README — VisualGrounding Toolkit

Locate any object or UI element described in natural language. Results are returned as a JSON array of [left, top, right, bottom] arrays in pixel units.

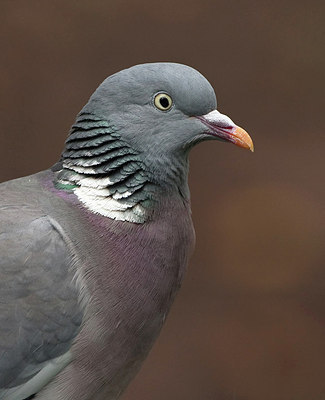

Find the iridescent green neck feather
[[55, 112, 156, 223]]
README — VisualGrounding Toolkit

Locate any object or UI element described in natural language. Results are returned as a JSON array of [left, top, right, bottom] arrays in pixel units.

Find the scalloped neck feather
[[55, 112, 156, 223]]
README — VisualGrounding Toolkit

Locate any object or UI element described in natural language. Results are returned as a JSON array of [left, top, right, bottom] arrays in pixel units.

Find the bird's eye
[[154, 93, 173, 111]]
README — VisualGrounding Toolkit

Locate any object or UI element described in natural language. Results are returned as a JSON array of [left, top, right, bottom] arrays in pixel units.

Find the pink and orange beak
[[197, 110, 254, 152]]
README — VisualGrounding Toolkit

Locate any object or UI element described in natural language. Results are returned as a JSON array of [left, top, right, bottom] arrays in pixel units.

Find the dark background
[[0, 1, 324, 399]]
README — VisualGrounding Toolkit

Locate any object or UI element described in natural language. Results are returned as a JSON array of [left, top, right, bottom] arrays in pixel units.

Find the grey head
[[56, 63, 253, 223]]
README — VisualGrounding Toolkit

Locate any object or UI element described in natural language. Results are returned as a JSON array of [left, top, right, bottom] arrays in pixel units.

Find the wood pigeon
[[0, 63, 253, 400]]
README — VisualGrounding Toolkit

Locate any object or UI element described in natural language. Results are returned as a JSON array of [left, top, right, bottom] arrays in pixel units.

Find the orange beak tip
[[233, 126, 254, 153]]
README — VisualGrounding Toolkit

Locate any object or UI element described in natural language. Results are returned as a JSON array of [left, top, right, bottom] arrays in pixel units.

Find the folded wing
[[0, 209, 84, 400]]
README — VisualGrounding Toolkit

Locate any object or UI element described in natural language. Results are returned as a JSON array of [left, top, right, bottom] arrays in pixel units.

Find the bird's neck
[[53, 112, 190, 223]]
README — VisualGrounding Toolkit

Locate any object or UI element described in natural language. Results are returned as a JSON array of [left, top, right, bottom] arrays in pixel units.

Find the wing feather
[[0, 209, 83, 397]]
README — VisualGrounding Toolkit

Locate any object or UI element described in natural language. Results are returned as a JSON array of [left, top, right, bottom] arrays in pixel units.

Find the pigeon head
[[57, 63, 253, 223], [83, 62, 253, 157]]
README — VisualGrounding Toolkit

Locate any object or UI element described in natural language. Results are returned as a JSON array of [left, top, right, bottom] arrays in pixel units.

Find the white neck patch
[[73, 178, 150, 223]]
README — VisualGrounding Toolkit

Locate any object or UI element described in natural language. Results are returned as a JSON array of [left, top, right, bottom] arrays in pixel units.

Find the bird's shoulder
[[0, 181, 84, 398]]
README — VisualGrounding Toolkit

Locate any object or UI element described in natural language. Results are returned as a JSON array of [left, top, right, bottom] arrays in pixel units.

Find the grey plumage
[[0, 63, 253, 399], [0, 180, 83, 399]]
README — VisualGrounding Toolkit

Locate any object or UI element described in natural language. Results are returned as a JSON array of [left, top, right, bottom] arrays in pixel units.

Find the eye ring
[[154, 93, 173, 111]]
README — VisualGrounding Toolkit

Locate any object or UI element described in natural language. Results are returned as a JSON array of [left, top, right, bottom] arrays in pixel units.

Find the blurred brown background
[[0, 1, 324, 399]]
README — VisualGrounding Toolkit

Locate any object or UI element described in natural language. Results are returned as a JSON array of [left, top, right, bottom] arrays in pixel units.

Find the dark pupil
[[159, 96, 170, 109]]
